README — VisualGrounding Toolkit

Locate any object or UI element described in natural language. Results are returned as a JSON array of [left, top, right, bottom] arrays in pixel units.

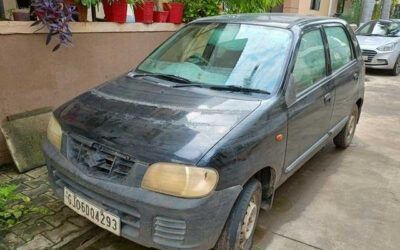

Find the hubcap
[[239, 197, 258, 249]]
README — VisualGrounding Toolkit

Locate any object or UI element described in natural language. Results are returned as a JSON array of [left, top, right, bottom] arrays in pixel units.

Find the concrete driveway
[[73, 72, 400, 250]]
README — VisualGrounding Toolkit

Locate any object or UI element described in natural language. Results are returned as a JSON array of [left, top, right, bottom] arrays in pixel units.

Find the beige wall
[[283, 0, 300, 13], [284, 0, 339, 16], [0, 23, 178, 165]]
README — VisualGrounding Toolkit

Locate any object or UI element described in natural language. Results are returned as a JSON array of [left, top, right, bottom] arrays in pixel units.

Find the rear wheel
[[390, 55, 400, 76], [215, 179, 262, 250], [333, 104, 359, 148]]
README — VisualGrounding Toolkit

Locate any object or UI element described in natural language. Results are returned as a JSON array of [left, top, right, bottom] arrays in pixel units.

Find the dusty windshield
[[356, 21, 400, 37], [137, 23, 292, 93]]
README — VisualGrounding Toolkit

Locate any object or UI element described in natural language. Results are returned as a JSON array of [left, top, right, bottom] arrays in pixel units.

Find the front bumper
[[43, 140, 241, 250], [362, 49, 398, 69]]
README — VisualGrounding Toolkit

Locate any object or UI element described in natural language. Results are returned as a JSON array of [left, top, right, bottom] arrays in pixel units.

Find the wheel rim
[[396, 57, 400, 74], [346, 109, 357, 144], [239, 196, 258, 249]]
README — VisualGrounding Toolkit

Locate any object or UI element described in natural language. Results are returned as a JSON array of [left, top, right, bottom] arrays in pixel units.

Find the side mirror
[[285, 74, 296, 107]]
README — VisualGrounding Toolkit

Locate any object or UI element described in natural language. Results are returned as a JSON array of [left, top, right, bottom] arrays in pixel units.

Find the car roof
[[192, 13, 345, 29]]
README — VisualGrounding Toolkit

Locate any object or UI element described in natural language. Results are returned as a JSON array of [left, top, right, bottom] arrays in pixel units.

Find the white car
[[356, 19, 400, 75]]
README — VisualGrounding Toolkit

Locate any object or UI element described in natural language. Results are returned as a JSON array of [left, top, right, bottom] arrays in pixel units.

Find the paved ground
[[0, 166, 96, 249], [1, 71, 399, 250]]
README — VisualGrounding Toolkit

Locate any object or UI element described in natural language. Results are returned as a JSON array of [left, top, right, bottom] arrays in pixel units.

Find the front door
[[284, 27, 334, 174]]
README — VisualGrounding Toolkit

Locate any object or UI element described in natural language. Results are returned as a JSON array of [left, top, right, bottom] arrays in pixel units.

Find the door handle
[[353, 73, 359, 81], [323, 93, 332, 104]]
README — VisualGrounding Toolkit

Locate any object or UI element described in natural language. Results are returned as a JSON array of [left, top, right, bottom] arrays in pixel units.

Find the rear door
[[323, 24, 361, 129], [284, 26, 335, 174]]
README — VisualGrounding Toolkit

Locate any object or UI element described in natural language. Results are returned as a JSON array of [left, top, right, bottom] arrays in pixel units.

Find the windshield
[[356, 21, 400, 37], [136, 23, 292, 93]]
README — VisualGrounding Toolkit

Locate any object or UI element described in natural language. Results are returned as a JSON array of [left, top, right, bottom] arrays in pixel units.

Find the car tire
[[214, 178, 262, 250], [390, 55, 400, 76], [333, 104, 359, 149]]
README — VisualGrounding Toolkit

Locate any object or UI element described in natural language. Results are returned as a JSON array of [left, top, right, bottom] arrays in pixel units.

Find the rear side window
[[292, 30, 326, 94], [325, 26, 353, 72]]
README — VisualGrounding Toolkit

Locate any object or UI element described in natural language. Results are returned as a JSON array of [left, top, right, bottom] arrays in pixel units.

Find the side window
[[292, 29, 326, 94], [325, 26, 353, 72]]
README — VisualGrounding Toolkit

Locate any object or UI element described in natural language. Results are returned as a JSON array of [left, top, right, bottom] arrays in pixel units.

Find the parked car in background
[[356, 19, 400, 75], [43, 14, 365, 250]]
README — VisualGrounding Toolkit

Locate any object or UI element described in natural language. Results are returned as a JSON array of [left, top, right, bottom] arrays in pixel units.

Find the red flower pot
[[102, 0, 127, 23], [154, 11, 168, 22], [163, 2, 184, 24], [134, 1, 154, 23]]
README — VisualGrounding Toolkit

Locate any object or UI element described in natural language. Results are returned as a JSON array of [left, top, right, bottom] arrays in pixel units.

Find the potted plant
[[134, 1, 154, 23], [162, 0, 184, 24], [153, 0, 168, 22], [102, 0, 140, 23], [32, 0, 76, 51], [64, 0, 98, 21], [102, 0, 127, 23]]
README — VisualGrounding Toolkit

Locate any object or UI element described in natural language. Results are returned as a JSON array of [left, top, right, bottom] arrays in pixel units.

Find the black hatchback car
[[43, 14, 364, 250]]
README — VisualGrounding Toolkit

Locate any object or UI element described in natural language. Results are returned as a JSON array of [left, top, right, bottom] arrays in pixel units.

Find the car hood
[[55, 76, 261, 165], [356, 35, 400, 48]]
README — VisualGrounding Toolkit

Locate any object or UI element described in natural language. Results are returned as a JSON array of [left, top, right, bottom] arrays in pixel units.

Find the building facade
[[281, 0, 353, 17]]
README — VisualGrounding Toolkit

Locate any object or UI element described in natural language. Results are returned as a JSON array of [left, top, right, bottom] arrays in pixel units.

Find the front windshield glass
[[356, 21, 400, 37], [137, 23, 292, 93]]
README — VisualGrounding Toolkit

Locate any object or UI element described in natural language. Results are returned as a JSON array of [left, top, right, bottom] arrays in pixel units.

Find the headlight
[[377, 42, 396, 52], [47, 114, 62, 150], [141, 163, 218, 198]]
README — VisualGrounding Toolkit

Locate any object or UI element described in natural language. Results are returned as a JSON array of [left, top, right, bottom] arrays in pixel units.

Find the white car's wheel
[[390, 55, 400, 76]]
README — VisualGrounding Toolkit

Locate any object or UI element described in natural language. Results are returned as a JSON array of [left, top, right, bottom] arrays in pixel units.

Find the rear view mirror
[[285, 74, 296, 107]]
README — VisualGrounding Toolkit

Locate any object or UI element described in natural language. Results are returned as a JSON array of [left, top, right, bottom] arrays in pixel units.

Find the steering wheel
[[185, 53, 209, 66]]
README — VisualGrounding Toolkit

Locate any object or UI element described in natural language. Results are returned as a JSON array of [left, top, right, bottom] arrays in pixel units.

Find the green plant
[[179, 0, 222, 22], [104, 0, 142, 4], [224, 0, 285, 13], [391, 0, 400, 18], [6, 8, 15, 20], [0, 182, 48, 230], [372, 2, 383, 20], [339, 0, 362, 25], [74, 0, 100, 7]]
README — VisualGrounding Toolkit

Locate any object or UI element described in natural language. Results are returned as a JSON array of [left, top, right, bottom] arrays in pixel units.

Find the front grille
[[49, 168, 141, 238], [67, 135, 136, 180], [362, 49, 377, 63], [153, 216, 186, 246]]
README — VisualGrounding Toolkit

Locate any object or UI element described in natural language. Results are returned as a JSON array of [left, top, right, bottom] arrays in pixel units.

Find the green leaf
[[22, 196, 30, 203], [12, 210, 22, 219], [6, 219, 15, 226], [2, 212, 11, 219]]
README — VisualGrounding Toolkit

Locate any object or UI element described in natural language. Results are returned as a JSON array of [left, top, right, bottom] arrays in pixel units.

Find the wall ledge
[[0, 21, 184, 35]]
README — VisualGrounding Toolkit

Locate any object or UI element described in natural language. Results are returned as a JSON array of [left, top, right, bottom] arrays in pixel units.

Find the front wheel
[[334, 104, 359, 148], [215, 179, 262, 250], [390, 55, 400, 76]]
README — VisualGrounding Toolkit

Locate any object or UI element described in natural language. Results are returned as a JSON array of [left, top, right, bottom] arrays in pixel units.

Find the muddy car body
[[43, 14, 365, 250]]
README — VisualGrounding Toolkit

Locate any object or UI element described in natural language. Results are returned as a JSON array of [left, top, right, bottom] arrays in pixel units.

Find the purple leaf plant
[[31, 0, 77, 51]]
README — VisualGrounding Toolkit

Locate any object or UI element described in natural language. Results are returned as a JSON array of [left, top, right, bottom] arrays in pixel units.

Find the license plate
[[64, 188, 120, 235], [362, 55, 369, 61]]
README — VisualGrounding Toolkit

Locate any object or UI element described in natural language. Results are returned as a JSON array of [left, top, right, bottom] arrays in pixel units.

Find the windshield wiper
[[210, 85, 271, 95], [173, 84, 270, 95], [128, 72, 192, 84]]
